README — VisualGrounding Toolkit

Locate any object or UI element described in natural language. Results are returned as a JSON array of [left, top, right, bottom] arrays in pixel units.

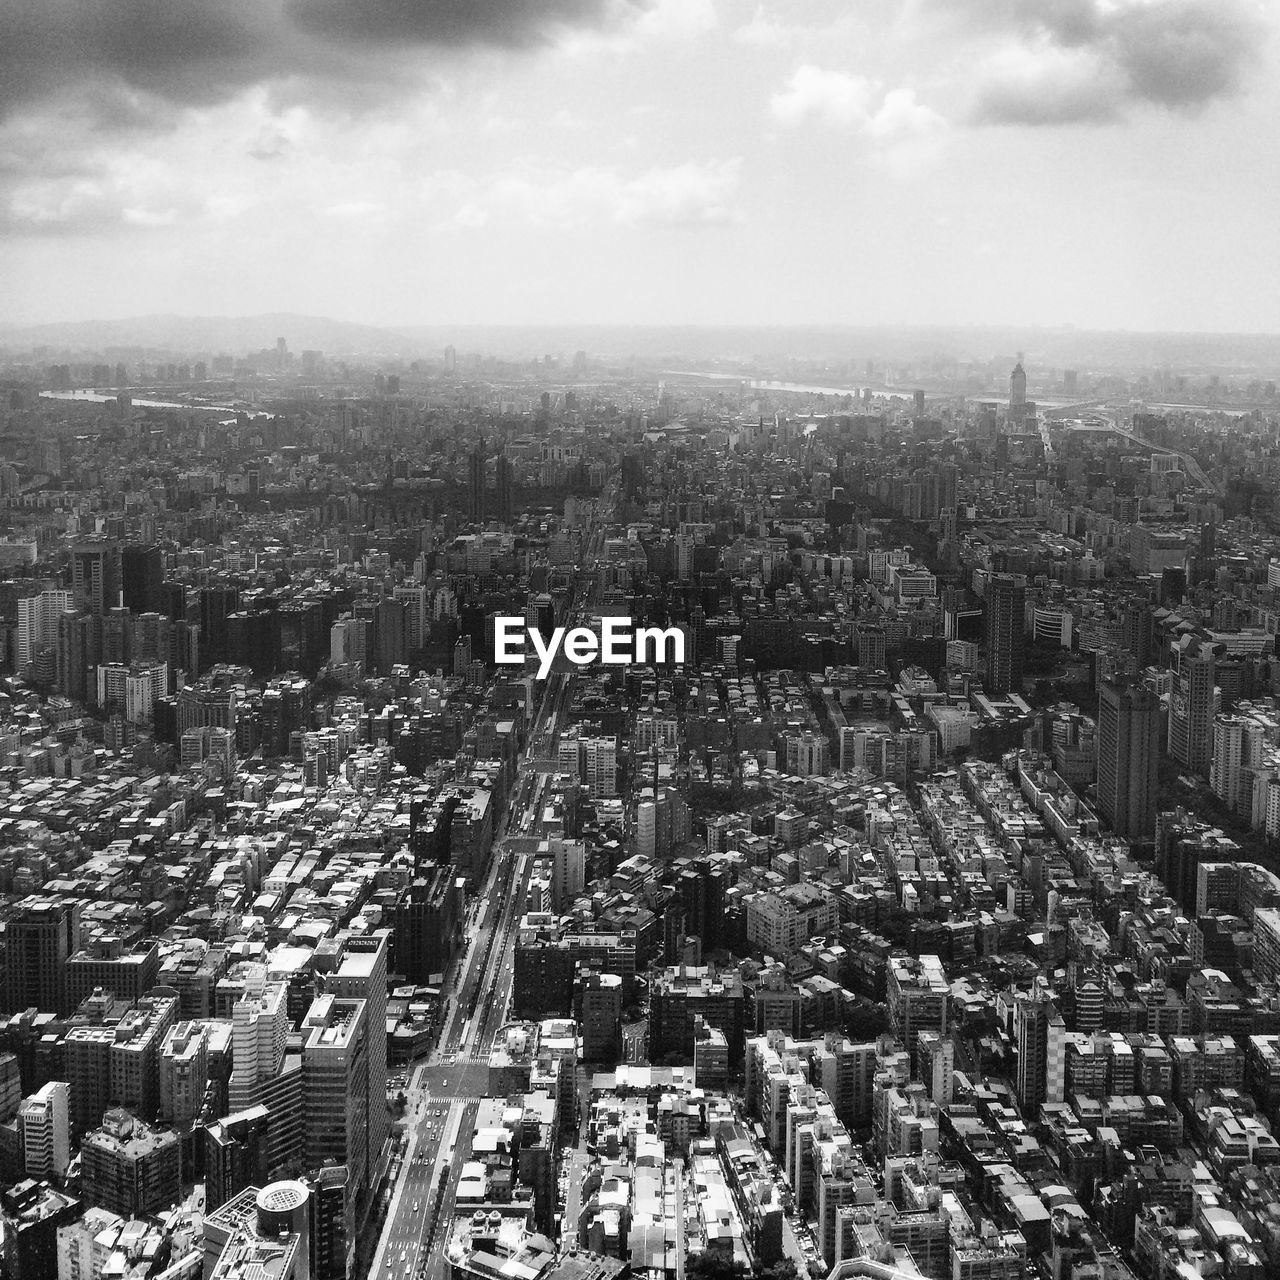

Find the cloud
[[770, 69, 947, 172], [956, 0, 1266, 126], [770, 67, 876, 128], [448, 159, 743, 230], [0, 0, 646, 124], [970, 44, 1123, 126]]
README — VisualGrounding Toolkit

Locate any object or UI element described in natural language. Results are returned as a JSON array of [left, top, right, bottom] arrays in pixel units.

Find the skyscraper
[[1168, 638, 1217, 775], [228, 968, 289, 1113], [984, 573, 1026, 696], [322, 932, 389, 1180], [121, 544, 163, 615], [302, 995, 370, 1195], [1014, 984, 1065, 1117], [1010, 360, 1027, 408], [1097, 679, 1160, 839], [71, 542, 121, 616]]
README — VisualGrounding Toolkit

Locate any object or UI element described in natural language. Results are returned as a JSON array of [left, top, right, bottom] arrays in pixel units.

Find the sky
[[0, 0, 1277, 332]]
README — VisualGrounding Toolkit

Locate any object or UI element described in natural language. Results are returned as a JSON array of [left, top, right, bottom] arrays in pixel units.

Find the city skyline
[[2, 0, 1278, 332]]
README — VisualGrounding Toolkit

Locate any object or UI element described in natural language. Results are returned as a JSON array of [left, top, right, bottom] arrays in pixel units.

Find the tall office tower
[[323, 933, 389, 1175], [302, 995, 370, 1195], [1122, 599, 1155, 672], [1014, 983, 1065, 1118], [199, 585, 240, 666], [1168, 639, 1217, 775], [372, 597, 407, 675], [495, 451, 514, 524], [228, 968, 289, 1112], [1010, 360, 1027, 406], [984, 573, 1026, 695], [913, 389, 925, 418], [1096, 680, 1160, 839], [56, 608, 88, 700], [160, 580, 187, 621], [856, 625, 887, 671], [1, 896, 79, 1014], [20, 1081, 70, 1180], [468, 441, 486, 523], [937, 461, 958, 514], [71, 541, 121, 615], [121, 545, 163, 614]]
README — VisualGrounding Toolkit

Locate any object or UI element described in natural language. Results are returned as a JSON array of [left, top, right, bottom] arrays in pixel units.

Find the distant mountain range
[[0, 313, 1277, 373], [0, 312, 417, 358]]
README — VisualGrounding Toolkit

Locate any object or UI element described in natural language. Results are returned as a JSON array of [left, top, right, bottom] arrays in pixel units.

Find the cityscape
[[3, 5, 1280, 1280]]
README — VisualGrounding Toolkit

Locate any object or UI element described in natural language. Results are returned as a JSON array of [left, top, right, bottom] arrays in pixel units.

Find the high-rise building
[[1211, 713, 1267, 816], [205, 1105, 271, 1210], [581, 736, 617, 798], [579, 972, 623, 1062], [391, 867, 464, 986], [71, 542, 121, 616], [302, 995, 370, 1194], [228, 968, 289, 1113], [887, 956, 949, 1059], [20, 1081, 70, 1180], [121, 545, 163, 615], [199, 585, 241, 666], [1, 896, 79, 1015], [550, 838, 586, 911], [856, 625, 886, 672], [159, 1021, 208, 1128], [1096, 679, 1160, 839], [1010, 361, 1027, 408], [322, 932, 389, 1178], [1014, 985, 1065, 1117], [16, 590, 74, 671], [1168, 638, 1217, 775], [984, 573, 1026, 696]]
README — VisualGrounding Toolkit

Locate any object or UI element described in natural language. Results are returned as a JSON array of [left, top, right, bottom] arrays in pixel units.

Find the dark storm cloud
[[946, 0, 1267, 127], [289, 0, 638, 48], [0, 0, 642, 122]]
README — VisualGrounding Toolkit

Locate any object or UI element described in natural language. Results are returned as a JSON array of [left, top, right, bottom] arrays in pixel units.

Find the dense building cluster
[[0, 340, 1279, 1280]]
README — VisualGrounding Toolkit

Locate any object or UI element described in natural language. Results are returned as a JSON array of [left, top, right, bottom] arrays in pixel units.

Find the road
[[368, 481, 615, 1280]]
